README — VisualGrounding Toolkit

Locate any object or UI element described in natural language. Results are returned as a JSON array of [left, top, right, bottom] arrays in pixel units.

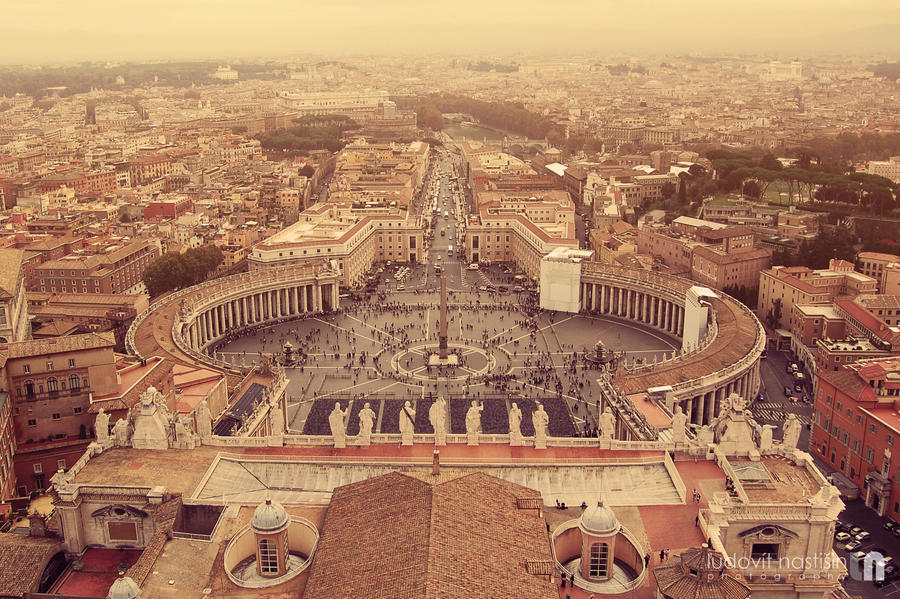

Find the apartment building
[[248, 203, 423, 287], [31, 239, 160, 295], [0, 249, 30, 344], [857, 251, 900, 293], [758, 260, 878, 330], [463, 190, 577, 280], [2, 332, 118, 495], [812, 357, 900, 520]]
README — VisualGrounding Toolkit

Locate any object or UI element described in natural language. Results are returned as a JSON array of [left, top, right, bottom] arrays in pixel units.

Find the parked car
[[850, 527, 864, 536], [835, 532, 852, 542], [885, 522, 897, 533], [845, 540, 863, 551], [855, 531, 871, 542], [850, 550, 868, 564], [784, 386, 792, 396], [836, 521, 851, 533], [894, 527, 900, 538], [875, 566, 899, 587]]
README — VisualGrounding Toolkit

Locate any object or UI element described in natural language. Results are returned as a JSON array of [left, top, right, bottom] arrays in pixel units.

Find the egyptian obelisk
[[438, 273, 448, 359]]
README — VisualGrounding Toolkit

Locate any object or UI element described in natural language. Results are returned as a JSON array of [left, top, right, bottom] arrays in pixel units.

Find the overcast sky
[[1, 0, 897, 63]]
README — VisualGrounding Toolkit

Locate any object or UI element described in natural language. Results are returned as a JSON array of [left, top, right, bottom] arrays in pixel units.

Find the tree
[[678, 176, 687, 204], [142, 245, 224, 297], [742, 180, 762, 199], [231, 125, 248, 135], [660, 182, 676, 201], [415, 103, 443, 131], [299, 163, 315, 178], [759, 153, 783, 171]]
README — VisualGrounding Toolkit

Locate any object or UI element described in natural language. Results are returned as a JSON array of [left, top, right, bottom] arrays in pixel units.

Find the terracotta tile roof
[[304, 471, 557, 599], [654, 546, 750, 599], [3, 331, 115, 358], [819, 369, 877, 402], [0, 248, 23, 298], [126, 495, 181, 585], [0, 533, 64, 596]]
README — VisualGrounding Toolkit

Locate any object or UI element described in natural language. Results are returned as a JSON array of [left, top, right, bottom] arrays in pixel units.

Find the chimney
[[432, 450, 440, 476]]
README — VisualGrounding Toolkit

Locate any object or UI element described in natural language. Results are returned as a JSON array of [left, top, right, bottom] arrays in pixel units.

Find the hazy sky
[[1, 0, 897, 63]]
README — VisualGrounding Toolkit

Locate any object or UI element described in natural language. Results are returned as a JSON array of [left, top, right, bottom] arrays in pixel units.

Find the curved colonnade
[[127, 260, 764, 432], [580, 263, 765, 427], [126, 263, 342, 373]]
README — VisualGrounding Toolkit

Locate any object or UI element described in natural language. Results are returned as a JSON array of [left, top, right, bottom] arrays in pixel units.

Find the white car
[[466, 264, 479, 270]]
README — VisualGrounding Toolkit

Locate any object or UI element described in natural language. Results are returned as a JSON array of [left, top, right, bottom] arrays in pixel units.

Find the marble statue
[[466, 400, 483, 445], [269, 400, 285, 437], [760, 424, 775, 451], [112, 415, 131, 448], [195, 399, 213, 438], [671, 404, 687, 443], [508, 402, 523, 446], [95, 408, 110, 443], [131, 387, 171, 450], [173, 417, 196, 449], [599, 408, 616, 440], [358, 402, 376, 445], [429, 396, 447, 446], [532, 403, 550, 449], [400, 400, 416, 446], [329, 402, 349, 448], [782, 413, 801, 450]]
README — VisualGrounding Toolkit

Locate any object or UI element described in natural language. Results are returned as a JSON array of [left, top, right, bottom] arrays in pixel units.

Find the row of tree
[[422, 94, 560, 140], [254, 116, 360, 153], [708, 148, 898, 213], [142, 245, 224, 297]]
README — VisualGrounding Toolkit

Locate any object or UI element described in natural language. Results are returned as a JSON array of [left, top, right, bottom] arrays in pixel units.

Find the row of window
[[23, 359, 76, 374], [18, 374, 86, 398]]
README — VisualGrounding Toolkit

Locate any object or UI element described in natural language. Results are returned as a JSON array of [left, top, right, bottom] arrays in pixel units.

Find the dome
[[579, 500, 620, 536], [107, 575, 140, 599], [251, 498, 289, 532]]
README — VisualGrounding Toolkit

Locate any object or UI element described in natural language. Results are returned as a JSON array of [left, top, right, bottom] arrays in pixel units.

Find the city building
[[31, 239, 160, 295], [463, 190, 578, 279], [248, 203, 423, 287], [2, 332, 118, 495], [758, 260, 878, 330], [857, 251, 900, 293], [812, 356, 900, 520], [0, 249, 30, 343]]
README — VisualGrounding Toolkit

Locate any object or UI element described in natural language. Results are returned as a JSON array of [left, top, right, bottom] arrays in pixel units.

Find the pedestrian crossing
[[750, 405, 812, 426]]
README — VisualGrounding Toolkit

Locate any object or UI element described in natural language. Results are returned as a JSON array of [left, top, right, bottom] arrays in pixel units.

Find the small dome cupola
[[251, 498, 289, 534], [107, 573, 141, 599], [579, 500, 621, 536]]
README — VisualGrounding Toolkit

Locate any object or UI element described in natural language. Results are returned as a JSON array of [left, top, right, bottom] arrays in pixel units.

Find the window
[[68, 358, 75, 368], [46, 361, 53, 372], [23, 364, 30, 374], [69, 374, 80, 393], [33, 463, 42, 474], [47, 377, 58, 396], [871, 423, 878, 435], [259, 539, 279, 574], [751, 543, 779, 559], [57, 459, 66, 469], [52, 413, 60, 420], [866, 446, 876, 463], [27, 419, 36, 427], [589, 542, 609, 578], [23, 380, 35, 397], [107, 522, 138, 542]]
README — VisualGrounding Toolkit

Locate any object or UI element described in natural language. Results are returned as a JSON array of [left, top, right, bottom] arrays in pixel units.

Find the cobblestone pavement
[[214, 278, 679, 434]]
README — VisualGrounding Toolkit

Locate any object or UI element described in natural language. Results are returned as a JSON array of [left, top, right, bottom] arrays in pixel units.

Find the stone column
[[591, 283, 598, 311], [685, 397, 694, 425], [704, 390, 715, 425], [333, 282, 339, 310], [301, 285, 308, 313]]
